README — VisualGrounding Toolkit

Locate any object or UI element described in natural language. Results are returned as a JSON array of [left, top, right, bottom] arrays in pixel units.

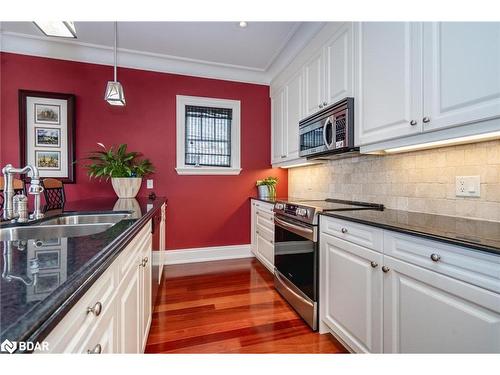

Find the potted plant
[[85, 143, 154, 198], [256, 177, 278, 199]]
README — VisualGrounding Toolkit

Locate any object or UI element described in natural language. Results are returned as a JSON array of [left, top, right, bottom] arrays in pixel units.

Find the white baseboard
[[164, 244, 254, 265]]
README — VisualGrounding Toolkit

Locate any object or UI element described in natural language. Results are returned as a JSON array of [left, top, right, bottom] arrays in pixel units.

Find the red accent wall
[[0, 52, 287, 250]]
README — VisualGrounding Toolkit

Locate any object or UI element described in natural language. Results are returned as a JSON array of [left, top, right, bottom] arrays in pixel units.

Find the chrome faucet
[[2, 164, 44, 221]]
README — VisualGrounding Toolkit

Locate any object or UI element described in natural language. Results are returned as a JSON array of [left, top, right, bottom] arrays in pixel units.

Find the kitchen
[[0, 2, 500, 372]]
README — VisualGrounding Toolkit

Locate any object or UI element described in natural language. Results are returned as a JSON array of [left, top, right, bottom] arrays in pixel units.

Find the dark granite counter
[[249, 196, 296, 204], [0, 196, 166, 349], [320, 208, 500, 256]]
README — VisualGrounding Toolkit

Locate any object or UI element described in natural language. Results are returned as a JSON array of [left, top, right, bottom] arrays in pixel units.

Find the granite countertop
[[321, 208, 500, 256], [0, 196, 166, 348]]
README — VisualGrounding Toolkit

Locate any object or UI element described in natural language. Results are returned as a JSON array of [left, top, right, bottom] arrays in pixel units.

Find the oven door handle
[[274, 216, 316, 242]]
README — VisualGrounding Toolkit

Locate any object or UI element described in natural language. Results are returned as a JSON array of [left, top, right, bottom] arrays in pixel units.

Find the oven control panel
[[273, 202, 316, 224]]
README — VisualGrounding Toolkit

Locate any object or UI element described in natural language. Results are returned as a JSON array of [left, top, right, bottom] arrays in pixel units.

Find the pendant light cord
[[114, 21, 117, 82]]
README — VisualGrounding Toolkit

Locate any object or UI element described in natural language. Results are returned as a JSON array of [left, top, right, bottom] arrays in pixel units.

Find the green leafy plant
[[256, 176, 278, 198], [85, 143, 155, 180]]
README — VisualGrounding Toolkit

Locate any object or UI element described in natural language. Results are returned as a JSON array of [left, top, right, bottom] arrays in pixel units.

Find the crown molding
[[0, 24, 324, 85]]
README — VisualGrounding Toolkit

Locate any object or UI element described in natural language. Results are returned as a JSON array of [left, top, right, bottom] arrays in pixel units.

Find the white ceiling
[[0, 21, 325, 83]]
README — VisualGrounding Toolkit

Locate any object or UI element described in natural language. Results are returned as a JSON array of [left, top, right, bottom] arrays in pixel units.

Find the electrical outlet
[[456, 176, 480, 197], [146, 179, 154, 189]]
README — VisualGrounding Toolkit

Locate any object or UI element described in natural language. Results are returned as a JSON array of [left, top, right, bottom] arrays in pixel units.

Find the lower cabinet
[[383, 255, 500, 353], [319, 215, 500, 353], [320, 232, 383, 353], [250, 199, 275, 273], [40, 221, 153, 354]]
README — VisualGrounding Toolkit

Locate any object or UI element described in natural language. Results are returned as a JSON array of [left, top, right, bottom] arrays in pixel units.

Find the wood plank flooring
[[145, 257, 348, 354]]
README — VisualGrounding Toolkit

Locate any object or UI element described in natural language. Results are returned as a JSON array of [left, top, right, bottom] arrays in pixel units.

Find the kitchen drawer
[[320, 216, 383, 252], [117, 221, 151, 278], [257, 232, 274, 268], [384, 231, 500, 293], [252, 199, 274, 214], [256, 210, 274, 232], [40, 260, 119, 353], [257, 222, 274, 244]]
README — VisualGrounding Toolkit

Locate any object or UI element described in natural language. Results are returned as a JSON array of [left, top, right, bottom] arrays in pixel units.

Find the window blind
[[185, 105, 232, 167]]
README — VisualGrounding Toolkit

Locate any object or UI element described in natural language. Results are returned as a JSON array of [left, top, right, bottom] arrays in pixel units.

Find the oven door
[[274, 215, 318, 302]]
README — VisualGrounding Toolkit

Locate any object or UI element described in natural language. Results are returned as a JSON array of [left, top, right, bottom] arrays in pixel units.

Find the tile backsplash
[[288, 140, 500, 221]]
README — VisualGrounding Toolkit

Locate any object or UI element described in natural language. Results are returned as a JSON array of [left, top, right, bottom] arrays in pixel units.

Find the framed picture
[[35, 127, 61, 147], [19, 90, 76, 183]]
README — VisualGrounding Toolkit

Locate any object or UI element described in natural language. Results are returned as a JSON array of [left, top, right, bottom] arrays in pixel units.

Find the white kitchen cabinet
[[40, 221, 153, 354], [324, 22, 354, 106], [286, 71, 303, 159], [250, 199, 275, 273], [271, 88, 286, 163], [320, 231, 383, 353], [383, 254, 500, 353], [304, 50, 325, 116], [422, 22, 500, 132], [319, 215, 500, 353], [355, 22, 423, 146]]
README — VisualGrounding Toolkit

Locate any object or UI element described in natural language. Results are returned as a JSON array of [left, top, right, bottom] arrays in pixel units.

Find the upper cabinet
[[355, 22, 500, 148], [422, 22, 500, 132], [271, 23, 354, 167], [324, 23, 354, 107], [355, 22, 423, 146]]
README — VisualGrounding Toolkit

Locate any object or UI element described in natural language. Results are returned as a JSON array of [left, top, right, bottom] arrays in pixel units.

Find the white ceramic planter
[[111, 177, 142, 198]]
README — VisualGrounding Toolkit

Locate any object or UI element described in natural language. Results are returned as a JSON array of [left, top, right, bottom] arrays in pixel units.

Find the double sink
[[1, 212, 132, 241]]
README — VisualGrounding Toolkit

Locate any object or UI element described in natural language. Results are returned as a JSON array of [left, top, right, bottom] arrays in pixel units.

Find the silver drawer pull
[[430, 253, 441, 262], [382, 266, 390, 273], [256, 212, 260, 215], [410, 120, 417, 126], [87, 344, 102, 354], [370, 261, 378, 268], [341, 227, 348, 234], [269, 217, 273, 222], [87, 302, 102, 316], [423, 116, 431, 123]]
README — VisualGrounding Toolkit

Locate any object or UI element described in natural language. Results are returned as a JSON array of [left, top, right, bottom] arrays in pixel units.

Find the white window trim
[[176, 95, 241, 175]]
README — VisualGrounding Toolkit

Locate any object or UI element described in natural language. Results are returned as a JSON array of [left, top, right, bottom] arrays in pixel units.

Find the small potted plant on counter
[[85, 143, 155, 198], [256, 176, 278, 199]]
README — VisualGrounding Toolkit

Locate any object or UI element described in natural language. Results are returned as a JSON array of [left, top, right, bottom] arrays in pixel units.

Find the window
[[176, 95, 241, 175]]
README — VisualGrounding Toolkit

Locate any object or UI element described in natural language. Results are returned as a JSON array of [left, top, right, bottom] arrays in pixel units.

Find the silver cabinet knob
[[256, 211, 260, 215], [87, 344, 102, 354], [341, 227, 348, 234], [319, 104, 323, 109], [430, 253, 441, 262], [141, 257, 149, 267], [370, 261, 378, 268], [87, 302, 102, 316], [410, 120, 417, 126], [423, 116, 431, 123], [323, 101, 328, 106], [269, 217, 273, 222], [382, 266, 390, 273]]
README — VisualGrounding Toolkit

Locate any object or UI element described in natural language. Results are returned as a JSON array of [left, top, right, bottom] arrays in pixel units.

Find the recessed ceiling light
[[239, 21, 248, 28], [33, 21, 77, 38]]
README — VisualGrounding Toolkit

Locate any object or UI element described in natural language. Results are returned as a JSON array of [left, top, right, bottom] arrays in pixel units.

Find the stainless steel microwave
[[299, 97, 357, 159]]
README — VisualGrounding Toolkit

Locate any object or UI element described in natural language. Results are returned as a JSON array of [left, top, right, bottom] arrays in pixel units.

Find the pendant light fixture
[[104, 22, 126, 106]]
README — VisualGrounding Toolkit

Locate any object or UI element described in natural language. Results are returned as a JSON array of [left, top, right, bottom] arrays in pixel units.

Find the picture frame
[[19, 90, 76, 183]]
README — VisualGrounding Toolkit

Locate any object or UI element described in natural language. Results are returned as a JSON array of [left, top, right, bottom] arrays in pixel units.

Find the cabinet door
[[383, 255, 500, 353], [325, 23, 353, 106], [304, 50, 324, 116], [118, 261, 141, 354], [140, 239, 152, 352], [256, 231, 274, 273], [271, 89, 286, 163], [285, 71, 303, 159], [320, 233, 383, 353], [355, 22, 423, 146], [423, 22, 500, 132]]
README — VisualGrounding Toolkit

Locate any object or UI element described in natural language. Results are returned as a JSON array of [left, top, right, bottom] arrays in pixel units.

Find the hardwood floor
[[145, 257, 348, 354]]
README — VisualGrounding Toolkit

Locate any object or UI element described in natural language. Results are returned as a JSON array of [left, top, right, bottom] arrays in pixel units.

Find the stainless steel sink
[[38, 212, 131, 226], [0, 223, 115, 241]]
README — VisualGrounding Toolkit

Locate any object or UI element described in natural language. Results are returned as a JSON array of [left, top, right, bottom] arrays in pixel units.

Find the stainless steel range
[[273, 198, 383, 330]]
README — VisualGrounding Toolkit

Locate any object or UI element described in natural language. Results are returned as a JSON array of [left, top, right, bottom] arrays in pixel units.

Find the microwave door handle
[[329, 115, 336, 149], [322, 118, 329, 148]]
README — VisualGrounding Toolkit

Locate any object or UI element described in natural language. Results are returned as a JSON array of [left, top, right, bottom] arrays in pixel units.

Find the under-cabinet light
[[384, 131, 500, 154], [33, 21, 77, 38], [280, 162, 316, 169]]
